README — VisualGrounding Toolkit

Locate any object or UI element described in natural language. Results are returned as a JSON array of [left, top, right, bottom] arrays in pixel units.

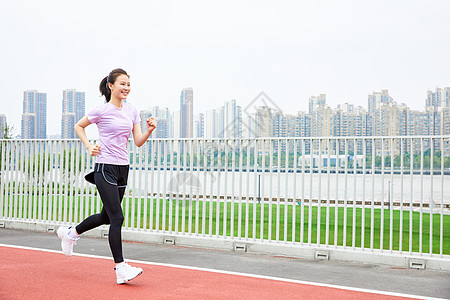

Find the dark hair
[[99, 68, 129, 102]]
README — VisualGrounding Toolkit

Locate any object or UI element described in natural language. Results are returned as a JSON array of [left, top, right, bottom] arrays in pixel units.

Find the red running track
[[0, 245, 420, 300]]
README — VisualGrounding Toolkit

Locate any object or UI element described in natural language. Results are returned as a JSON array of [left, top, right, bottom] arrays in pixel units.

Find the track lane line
[[0, 243, 444, 300]]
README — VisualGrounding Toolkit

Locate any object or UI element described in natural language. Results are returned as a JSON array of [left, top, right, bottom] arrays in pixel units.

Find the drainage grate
[[163, 237, 175, 245], [0, 221, 5, 228], [101, 231, 109, 238], [46, 227, 55, 233], [315, 250, 329, 260], [233, 243, 247, 252], [409, 259, 426, 269]]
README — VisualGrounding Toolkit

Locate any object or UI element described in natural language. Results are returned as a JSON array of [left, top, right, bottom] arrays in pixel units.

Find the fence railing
[[1, 136, 450, 259]]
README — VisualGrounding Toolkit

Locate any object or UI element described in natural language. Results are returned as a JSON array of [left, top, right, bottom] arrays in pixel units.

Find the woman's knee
[[110, 214, 124, 227]]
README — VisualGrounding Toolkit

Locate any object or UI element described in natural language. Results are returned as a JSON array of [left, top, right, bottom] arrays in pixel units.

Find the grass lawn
[[2, 192, 449, 254], [123, 196, 450, 255]]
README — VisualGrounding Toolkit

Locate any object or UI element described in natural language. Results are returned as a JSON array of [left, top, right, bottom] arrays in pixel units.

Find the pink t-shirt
[[87, 102, 141, 165]]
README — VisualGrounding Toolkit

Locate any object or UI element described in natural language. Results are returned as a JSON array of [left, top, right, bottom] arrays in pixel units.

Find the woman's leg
[[75, 208, 110, 234], [92, 172, 125, 263], [75, 169, 128, 234]]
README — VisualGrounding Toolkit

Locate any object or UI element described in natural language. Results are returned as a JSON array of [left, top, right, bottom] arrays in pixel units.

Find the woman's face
[[109, 74, 130, 100]]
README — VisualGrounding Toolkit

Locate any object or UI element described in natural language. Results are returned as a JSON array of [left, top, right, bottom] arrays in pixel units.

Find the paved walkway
[[1, 228, 449, 299]]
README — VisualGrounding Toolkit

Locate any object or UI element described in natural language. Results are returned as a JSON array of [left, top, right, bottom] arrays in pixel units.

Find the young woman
[[57, 68, 156, 284]]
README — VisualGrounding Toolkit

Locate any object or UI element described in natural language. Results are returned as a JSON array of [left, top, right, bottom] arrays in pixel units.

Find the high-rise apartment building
[[423, 106, 442, 136], [140, 110, 153, 137], [426, 87, 450, 108], [194, 113, 205, 138], [180, 88, 193, 138], [442, 108, 450, 135], [155, 119, 169, 139], [255, 106, 274, 138], [172, 110, 180, 139], [0, 114, 6, 138], [215, 106, 224, 138], [272, 110, 282, 137], [426, 88, 445, 108], [368, 90, 393, 113], [127, 86, 450, 155], [224, 99, 242, 138], [205, 107, 225, 138], [426, 89, 441, 108], [140, 107, 171, 139], [205, 110, 215, 138], [282, 114, 297, 137], [311, 105, 333, 137], [295, 112, 311, 138], [309, 94, 326, 115], [21, 90, 47, 139], [244, 115, 257, 138], [61, 89, 85, 139], [446, 88, 450, 108]]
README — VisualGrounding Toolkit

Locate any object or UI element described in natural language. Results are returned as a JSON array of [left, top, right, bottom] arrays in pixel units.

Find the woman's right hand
[[88, 144, 101, 156]]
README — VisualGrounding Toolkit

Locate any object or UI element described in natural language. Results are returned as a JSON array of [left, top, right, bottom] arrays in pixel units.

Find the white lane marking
[[0, 243, 444, 300]]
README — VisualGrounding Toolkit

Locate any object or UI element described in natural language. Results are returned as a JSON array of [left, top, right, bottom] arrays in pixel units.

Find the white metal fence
[[1, 136, 450, 262]]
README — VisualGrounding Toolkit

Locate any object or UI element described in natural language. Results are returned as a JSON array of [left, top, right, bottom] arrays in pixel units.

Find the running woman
[[57, 68, 156, 284]]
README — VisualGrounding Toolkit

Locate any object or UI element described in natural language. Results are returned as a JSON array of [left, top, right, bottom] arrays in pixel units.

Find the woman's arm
[[74, 116, 101, 156], [132, 117, 156, 147]]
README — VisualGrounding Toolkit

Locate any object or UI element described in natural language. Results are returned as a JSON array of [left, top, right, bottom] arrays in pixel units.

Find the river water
[[127, 170, 450, 205], [2, 168, 448, 205]]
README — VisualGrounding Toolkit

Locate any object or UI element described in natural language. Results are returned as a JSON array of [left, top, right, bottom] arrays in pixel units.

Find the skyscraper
[[426, 87, 450, 108], [172, 110, 180, 139], [61, 89, 85, 139], [139, 110, 153, 137], [244, 114, 257, 138], [140, 107, 171, 139], [368, 90, 392, 113], [0, 114, 6, 138], [205, 110, 215, 138], [215, 106, 224, 138], [296, 112, 311, 137], [194, 113, 204, 138], [224, 99, 242, 138], [255, 106, 274, 138], [308, 94, 326, 115], [22, 90, 47, 139], [180, 88, 193, 138]]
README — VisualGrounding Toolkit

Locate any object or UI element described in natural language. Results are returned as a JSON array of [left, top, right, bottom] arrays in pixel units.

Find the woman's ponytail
[[99, 68, 128, 102], [99, 76, 111, 102]]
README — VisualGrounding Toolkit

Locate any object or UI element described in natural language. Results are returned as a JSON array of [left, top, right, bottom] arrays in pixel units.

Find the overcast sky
[[1, 0, 449, 137]]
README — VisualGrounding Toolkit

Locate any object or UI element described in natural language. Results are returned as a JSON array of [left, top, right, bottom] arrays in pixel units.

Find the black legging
[[76, 169, 126, 263]]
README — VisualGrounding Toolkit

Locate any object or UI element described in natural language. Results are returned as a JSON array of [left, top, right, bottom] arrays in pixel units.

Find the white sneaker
[[57, 226, 79, 256], [115, 262, 143, 284]]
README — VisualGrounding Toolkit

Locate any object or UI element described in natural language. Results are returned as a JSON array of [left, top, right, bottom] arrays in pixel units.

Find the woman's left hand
[[146, 117, 157, 132]]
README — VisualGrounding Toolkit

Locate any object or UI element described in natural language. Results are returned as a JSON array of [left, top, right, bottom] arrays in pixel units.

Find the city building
[[61, 89, 85, 139], [140, 107, 171, 139], [205, 110, 215, 138], [368, 89, 393, 113], [309, 94, 326, 115], [0, 114, 6, 138], [172, 110, 180, 139], [139, 110, 153, 136], [426, 87, 450, 108], [21, 90, 47, 139], [9, 85, 450, 153], [180, 88, 193, 138], [194, 113, 204, 138], [224, 99, 242, 138], [205, 107, 225, 138], [295, 112, 311, 138]]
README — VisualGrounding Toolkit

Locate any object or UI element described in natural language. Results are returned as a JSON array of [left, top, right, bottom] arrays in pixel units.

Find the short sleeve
[[132, 105, 141, 125], [87, 106, 102, 124]]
